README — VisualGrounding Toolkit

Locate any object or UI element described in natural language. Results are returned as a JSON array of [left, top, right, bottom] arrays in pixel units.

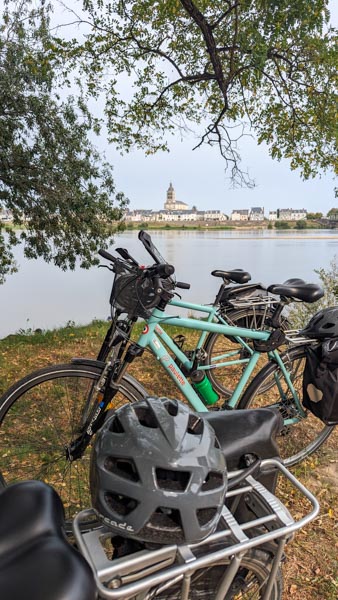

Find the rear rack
[[73, 460, 319, 600], [227, 294, 279, 310]]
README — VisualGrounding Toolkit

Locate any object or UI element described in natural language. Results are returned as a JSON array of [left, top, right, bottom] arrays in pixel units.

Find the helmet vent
[[155, 468, 190, 491], [201, 471, 224, 491], [105, 457, 139, 482], [196, 507, 218, 527], [323, 322, 335, 329], [149, 507, 182, 531], [105, 492, 138, 516], [187, 414, 204, 435], [163, 399, 178, 416], [109, 416, 125, 433], [134, 406, 158, 428]]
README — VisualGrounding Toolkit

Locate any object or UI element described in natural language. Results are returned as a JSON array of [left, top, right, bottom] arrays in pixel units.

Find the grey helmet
[[300, 307, 338, 339], [90, 397, 227, 545]]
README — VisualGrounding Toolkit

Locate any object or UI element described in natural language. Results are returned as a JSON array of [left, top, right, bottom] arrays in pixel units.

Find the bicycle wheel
[[238, 345, 334, 467], [204, 308, 290, 398], [0, 363, 147, 524], [153, 549, 283, 599]]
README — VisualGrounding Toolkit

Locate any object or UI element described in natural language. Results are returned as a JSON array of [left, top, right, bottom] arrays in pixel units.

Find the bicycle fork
[[65, 342, 145, 462]]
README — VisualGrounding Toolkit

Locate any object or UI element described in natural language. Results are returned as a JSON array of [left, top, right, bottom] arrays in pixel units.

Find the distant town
[[1, 182, 337, 226], [124, 183, 336, 224]]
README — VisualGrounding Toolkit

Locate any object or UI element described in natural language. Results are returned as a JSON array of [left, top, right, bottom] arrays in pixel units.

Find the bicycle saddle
[[0, 481, 96, 600], [211, 269, 251, 284], [201, 408, 283, 470], [267, 279, 324, 303]]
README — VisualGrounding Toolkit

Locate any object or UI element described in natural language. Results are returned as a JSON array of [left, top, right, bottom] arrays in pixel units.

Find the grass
[[0, 320, 337, 598]]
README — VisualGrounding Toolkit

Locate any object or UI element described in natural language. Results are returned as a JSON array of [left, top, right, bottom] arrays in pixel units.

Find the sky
[[2, 0, 337, 216], [89, 2, 338, 217]]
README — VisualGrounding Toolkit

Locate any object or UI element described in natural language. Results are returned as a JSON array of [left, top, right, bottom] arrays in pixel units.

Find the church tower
[[164, 182, 176, 210], [164, 182, 189, 211]]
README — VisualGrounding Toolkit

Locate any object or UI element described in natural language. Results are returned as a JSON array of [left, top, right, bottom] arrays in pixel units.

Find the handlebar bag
[[302, 341, 338, 425]]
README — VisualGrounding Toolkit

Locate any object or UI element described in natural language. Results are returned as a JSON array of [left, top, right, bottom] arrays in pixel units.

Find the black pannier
[[302, 340, 338, 425]]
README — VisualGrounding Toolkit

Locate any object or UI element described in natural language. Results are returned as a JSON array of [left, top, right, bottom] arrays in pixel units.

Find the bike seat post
[[267, 298, 288, 329], [213, 279, 230, 306]]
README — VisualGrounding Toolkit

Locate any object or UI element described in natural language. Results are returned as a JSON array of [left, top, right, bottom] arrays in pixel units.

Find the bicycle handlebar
[[98, 248, 115, 262], [144, 263, 175, 279], [99, 232, 191, 292]]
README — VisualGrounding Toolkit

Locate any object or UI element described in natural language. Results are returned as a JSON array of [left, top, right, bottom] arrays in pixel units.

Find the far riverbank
[[124, 220, 334, 231]]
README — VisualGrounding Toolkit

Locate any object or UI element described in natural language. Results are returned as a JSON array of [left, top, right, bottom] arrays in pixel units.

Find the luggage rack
[[227, 294, 278, 311], [73, 460, 319, 600]]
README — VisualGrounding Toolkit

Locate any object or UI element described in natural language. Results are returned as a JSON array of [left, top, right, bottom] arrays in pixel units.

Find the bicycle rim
[[0, 364, 147, 524], [152, 549, 282, 599], [238, 345, 334, 466], [204, 308, 289, 398]]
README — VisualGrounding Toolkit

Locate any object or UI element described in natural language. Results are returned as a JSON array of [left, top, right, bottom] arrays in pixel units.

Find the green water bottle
[[190, 370, 219, 405]]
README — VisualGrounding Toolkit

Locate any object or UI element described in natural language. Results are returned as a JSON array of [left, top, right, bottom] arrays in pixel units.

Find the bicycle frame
[[135, 303, 306, 423]]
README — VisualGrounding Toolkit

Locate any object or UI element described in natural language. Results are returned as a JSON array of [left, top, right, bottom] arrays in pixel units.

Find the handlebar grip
[[98, 248, 115, 262], [144, 263, 175, 279], [157, 264, 175, 279], [176, 281, 190, 290]]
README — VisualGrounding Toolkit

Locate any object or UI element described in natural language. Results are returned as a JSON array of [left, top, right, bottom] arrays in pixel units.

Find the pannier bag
[[302, 340, 338, 425]]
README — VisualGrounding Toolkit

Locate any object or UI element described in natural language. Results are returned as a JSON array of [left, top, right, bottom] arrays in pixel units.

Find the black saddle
[[268, 279, 324, 303], [202, 408, 283, 470], [0, 481, 96, 600], [211, 269, 251, 284]]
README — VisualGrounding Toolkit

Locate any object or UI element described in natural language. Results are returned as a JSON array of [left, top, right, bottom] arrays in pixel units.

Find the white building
[[124, 210, 154, 222], [278, 208, 307, 221], [204, 210, 228, 221], [164, 182, 189, 211], [231, 209, 249, 221], [249, 207, 264, 221]]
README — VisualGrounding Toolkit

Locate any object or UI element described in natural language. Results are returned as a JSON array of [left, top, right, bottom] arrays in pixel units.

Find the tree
[[295, 219, 307, 229], [327, 208, 338, 217], [60, 0, 337, 186], [0, 1, 127, 283], [289, 255, 338, 328], [274, 220, 289, 229], [307, 212, 323, 219]]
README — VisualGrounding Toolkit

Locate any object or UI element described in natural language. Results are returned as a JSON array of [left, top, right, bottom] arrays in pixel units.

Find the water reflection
[[1, 229, 337, 338]]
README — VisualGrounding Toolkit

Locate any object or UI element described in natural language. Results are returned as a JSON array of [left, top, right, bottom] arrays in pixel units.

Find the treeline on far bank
[[122, 219, 334, 231]]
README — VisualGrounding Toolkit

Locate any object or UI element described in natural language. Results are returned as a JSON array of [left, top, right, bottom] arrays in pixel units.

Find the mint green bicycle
[[0, 231, 333, 522]]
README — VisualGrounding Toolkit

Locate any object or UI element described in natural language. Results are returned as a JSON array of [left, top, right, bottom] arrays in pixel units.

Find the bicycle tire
[[204, 307, 290, 398], [0, 362, 148, 526], [237, 345, 334, 467], [153, 548, 283, 599]]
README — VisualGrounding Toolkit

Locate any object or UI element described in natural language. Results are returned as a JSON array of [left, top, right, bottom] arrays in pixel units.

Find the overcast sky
[[93, 2, 338, 216], [3, 1, 337, 216]]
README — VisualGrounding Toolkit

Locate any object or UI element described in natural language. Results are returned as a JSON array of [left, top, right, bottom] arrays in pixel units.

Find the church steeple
[[165, 182, 177, 210], [164, 182, 189, 211]]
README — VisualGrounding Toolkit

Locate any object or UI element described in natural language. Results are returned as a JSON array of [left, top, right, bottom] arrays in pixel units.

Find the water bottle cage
[[253, 329, 286, 352], [172, 334, 186, 350]]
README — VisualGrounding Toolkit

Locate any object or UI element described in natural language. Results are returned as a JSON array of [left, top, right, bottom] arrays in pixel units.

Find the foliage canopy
[[0, 1, 127, 283], [60, 0, 338, 186]]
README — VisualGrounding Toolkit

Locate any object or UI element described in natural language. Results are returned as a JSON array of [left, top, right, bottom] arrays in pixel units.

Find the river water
[[1, 229, 338, 339]]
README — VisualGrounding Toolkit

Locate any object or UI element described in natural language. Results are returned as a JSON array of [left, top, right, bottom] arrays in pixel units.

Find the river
[[1, 229, 338, 339]]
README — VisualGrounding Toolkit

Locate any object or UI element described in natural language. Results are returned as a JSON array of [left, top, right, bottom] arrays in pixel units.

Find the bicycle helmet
[[90, 397, 227, 545], [300, 307, 338, 339]]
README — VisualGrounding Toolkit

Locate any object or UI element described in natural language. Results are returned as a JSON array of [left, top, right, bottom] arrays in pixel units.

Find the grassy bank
[[123, 220, 331, 231], [0, 321, 337, 599]]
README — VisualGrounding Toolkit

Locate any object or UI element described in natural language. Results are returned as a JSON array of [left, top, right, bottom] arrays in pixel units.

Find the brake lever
[[98, 264, 114, 273], [115, 247, 139, 266]]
